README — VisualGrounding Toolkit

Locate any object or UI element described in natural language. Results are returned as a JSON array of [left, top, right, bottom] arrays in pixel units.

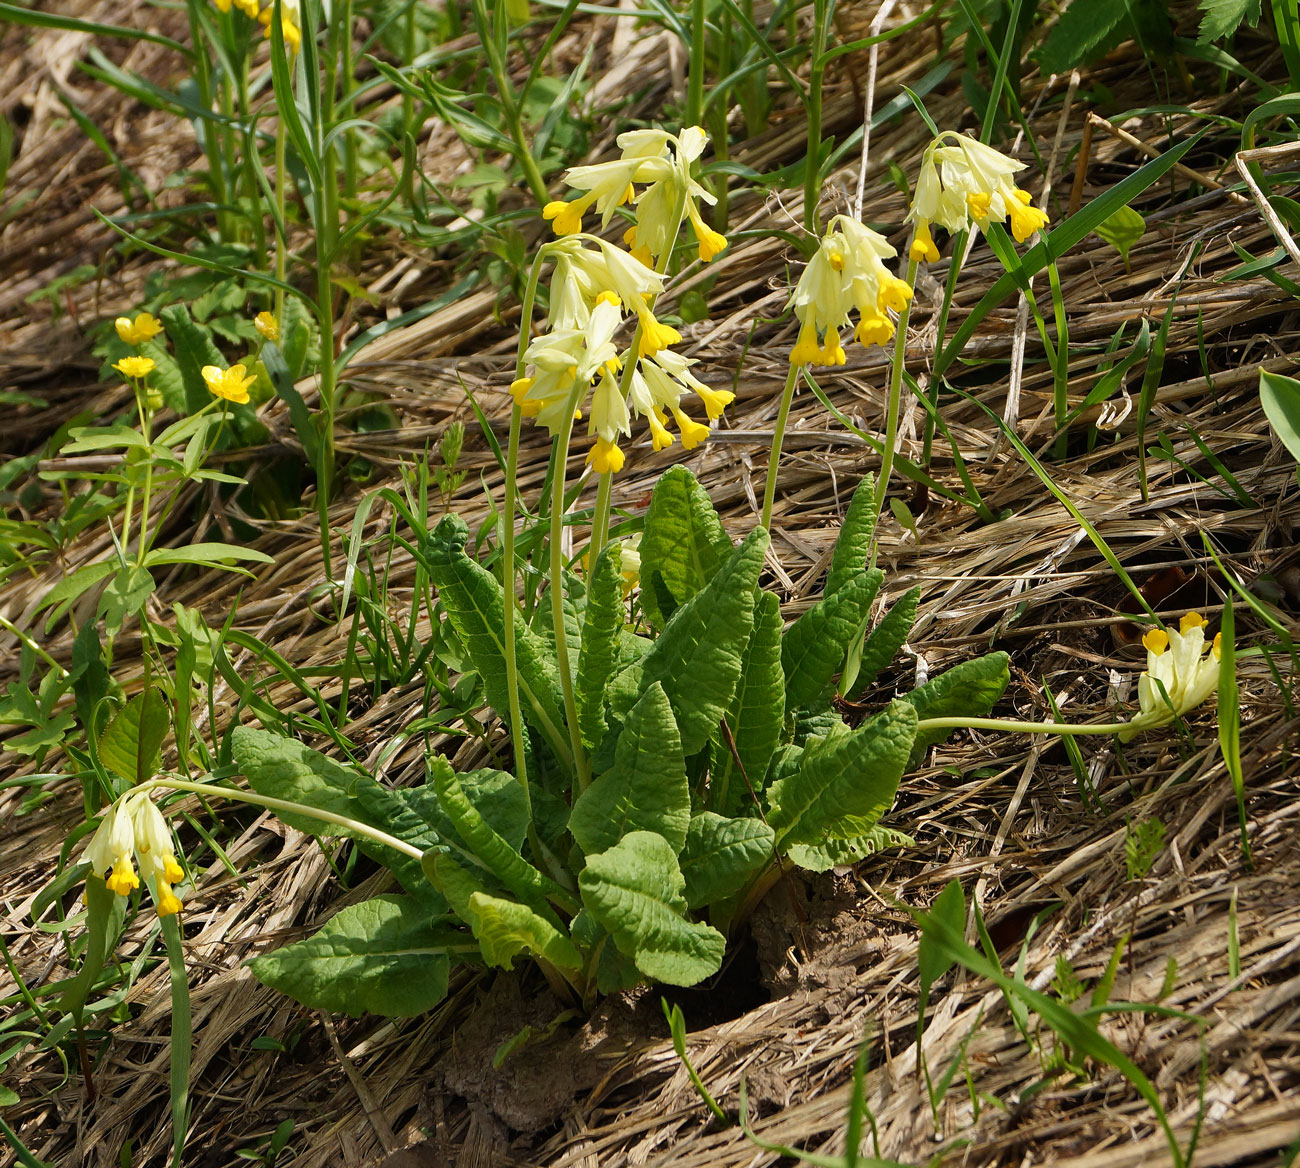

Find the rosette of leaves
[[235, 470, 1009, 1016]]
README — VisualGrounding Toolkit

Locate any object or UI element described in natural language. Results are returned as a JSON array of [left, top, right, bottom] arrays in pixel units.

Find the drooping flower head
[[544, 126, 727, 266], [908, 132, 1050, 258], [789, 214, 912, 367], [1118, 612, 1223, 742], [115, 312, 165, 347], [512, 236, 732, 471], [81, 792, 187, 916]]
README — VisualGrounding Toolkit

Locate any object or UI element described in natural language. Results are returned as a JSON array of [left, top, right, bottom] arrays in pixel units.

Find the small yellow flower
[[203, 363, 257, 405], [543, 200, 585, 236], [587, 435, 626, 474], [910, 220, 940, 263], [671, 407, 710, 450], [259, 3, 302, 53], [637, 314, 681, 358], [115, 312, 164, 347], [212, 0, 232, 11], [1119, 612, 1224, 742], [254, 311, 279, 342], [233, 0, 259, 15], [114, 356, 157, 380]]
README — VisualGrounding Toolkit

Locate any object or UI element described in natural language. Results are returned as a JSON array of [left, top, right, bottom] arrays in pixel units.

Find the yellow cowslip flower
[[789, 214, 909, 367], [114, 356, 157, 380], [115, 312, 164, 347], [130, 794, 186, 917], [259, 0, 302, 53], [82, 798, 139, 896], [515, 299, 621, 435], [618, 533, 641, 596], [1118, 612, 1224, 743], [543, 126, 727, 266], [909, 132, 1049, 250], [587, 436, 626, 474], [233, 0, 259, 14], [203, 363, 257, 405], [547, 236, 665, 333], [254, 311, 279, 342]]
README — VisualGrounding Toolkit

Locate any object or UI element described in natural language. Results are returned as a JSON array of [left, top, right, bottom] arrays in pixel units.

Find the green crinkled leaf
[[711, 591, 784, 817], [568, 682, 690, 856], [576, 545, 623, 750], [767, 700, 917, 847], [636, 528, 767, 756], [466, 891, 582, 971], [160, 304, 223, 416], [429, 755, 565, 915], [638, 465, 734, 630], [97, 686, 169, 785], [420, 515, 570, 764], [679, 812, 775, 909], [406, 764, 529, 852], [578, 831, 725, 986], [421, 849, 485, 921], [782, 570, 884, 712], [1197, 0, 1260, 43], [232, 726, 445, 908], [787, 825, 915, 872], [825, 474, 877, 598], [850, 586, 920, 697], [247, 894, 456, 1017], [902, 651, 1010, 767], [1035, 0, 1132, 73]]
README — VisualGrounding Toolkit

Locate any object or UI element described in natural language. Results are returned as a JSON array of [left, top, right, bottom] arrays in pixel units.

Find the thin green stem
[[872, 253, 920, 544], [145, 777, 425, 860], [914, 716, 1131, 736], [187, 0, 232, 242], [761, 362, 800, 532], [236, 56, 267, 264], [802, 0, 832, 234], [589, 471, 614, 560], [274, 119, 288, 321], [0, 615, 68, 678], [686, 0, 707, 129], [548, 385, 591, 792]]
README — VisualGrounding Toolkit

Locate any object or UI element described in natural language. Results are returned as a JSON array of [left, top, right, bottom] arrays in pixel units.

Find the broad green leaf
[[429, 755, 567, 914], [466, 891, 582, 970], [767, 701, 917, 847], [97, 686, 169, 785], [849, 586, 920, 697], [679, 812, 774, 909], [233, 726, 444, 906], [576, 544, 623, 750], [36, 560, 117, 632], [824, 474, 877, 598], [638, 465, 734, 629], [61, 424, 150, 452], [247, 895, 456, 1017], [1035, 0, 1136, 73], [787, 825, 915, 872], [144, 543, 274, 568], [569, 682, 690, 856], [636, 528, 767, 756], [1259, 370, 1300, 463], [98, 564, 155, 638], [402, 764, 529, 853], [579, 831, 726, 986], [902, 652, 1010, 767], [420, 515, 570, 764], [711, 591, 784, 817], [1093, 205, 1145, 267], [1197, 0, 1261, 42], [782, 569, 883, 711]]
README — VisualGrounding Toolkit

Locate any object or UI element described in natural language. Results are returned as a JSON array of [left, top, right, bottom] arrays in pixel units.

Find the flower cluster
[[789, 215, 913, 367], [1118, 612, 1223, 742], [511, 234, 733, 473], [908, 132, 1049, 260], [82, 791, 187, 916], [543, 126, 727, 267], [213, 0, 302, 52]]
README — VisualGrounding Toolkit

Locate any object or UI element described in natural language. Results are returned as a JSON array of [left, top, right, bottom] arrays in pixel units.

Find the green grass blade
[[1217, 596, 1249, 864], [160, 913, 192, 1167]]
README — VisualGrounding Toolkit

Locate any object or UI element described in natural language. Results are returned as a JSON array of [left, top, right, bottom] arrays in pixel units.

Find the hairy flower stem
[[549, 383, 592, 793], [589, 472, 614, 561], [503, 249, 550, 810], [760, 362, 800, 532], [871, 253, 919, 564], [144, 778, 426, 860], [913, 717, 1132, 736]]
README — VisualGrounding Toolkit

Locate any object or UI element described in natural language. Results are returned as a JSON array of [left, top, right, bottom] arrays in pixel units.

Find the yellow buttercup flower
[[203, 363, 257, 405], [115, 312, 164, 347], [1118, 612, 1224, 742], [254, 311, 279, 342], [114, 356, 157, 380]]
